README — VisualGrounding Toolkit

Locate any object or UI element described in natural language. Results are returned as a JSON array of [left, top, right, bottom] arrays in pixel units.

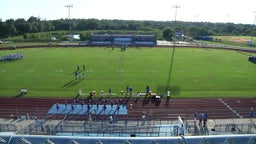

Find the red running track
[[0, 97, 255, 120]]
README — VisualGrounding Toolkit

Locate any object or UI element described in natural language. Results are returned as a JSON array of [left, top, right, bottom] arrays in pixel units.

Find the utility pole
[[173, 5, 180, 45], [251, 11, 256, 48], [65, 4, 73, 41], [167, 5, 180, 90]]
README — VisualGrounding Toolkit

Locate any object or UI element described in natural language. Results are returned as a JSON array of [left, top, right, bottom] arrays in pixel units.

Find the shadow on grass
[[13, 93, 25, 98], [250, 61, 256, 64], [63, 79, 81, 88]]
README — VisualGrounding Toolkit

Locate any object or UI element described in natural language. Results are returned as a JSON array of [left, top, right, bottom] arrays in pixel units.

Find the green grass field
[[0, 47, 256, 98]]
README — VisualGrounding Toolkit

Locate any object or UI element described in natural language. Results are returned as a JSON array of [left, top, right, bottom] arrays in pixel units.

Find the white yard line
[[219, 99, 243, 119]]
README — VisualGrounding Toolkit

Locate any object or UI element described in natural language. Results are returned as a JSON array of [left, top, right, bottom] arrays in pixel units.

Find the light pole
[[251, 11, 256, 48], [226, 14, 230, 36], [173, 5, 180, 44], [167, 5, 180, 90], [65, 4, 73, 41]]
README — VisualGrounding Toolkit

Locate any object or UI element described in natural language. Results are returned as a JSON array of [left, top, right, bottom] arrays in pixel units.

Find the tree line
[[0, 16, 255, 41]]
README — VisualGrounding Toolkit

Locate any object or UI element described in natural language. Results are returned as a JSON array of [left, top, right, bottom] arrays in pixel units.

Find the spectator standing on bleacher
[[141, 113, 146, 125], [110, 100, 114, 110], [130, 103, 133, 110], [179, 124, 184, 136], [203, 112, 208, 127], [116, 97, 122, 106], [65, 100, 68, 110], [103, 97, 108, 103], [116, 104, 120, 114], [250, 108, 254, 119], [109, 115, 113, 124], [199, 112, 203, 126], [103, 103, 107, 113], [193, 111, 197, 124], [71, 103, 74, 112], [96, 101, 99, 110], [81, 101, 84, 109], [87, 103, 91, 111], [56, 103, 59, 113]]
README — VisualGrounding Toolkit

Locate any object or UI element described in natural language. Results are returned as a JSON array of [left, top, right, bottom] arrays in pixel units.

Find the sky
[[1, 0, 256, 24]]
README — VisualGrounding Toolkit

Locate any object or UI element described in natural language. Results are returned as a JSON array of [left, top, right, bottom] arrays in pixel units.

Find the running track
[[0, 97, 255, 120]]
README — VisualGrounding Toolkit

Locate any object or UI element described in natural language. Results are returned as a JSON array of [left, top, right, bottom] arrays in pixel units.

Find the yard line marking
[[0, 70, 6, 72], [26, 69, 34, 72], [219, 99, 243, 119], [55, 69, 63, 72]]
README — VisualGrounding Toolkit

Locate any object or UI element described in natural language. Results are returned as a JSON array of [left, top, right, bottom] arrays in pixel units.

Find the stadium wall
[[0, 133, 255, 144]]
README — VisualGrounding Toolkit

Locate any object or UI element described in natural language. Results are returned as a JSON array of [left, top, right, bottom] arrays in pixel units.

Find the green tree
[[79, 32, 90, 41], [162, 27, 174, 41], [23, 34, 27, 40]]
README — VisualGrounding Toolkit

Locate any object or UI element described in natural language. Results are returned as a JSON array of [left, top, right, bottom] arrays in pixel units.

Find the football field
[[0, 47, 255, 98]]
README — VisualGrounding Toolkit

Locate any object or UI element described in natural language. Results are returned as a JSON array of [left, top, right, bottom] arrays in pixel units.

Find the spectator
[[71, 103, 74, 112], [103, 103, 107, 112], [109, 115, 113, 124], [199, 112, 203, 126], [81, 101, 84, 109], [96, 101, 99, 110], [203, 112, 208, 127], [116, 104, 120, 115], [249, 108, 254, 119], [110, 100, 114, 110], [56, 103, 59, 112], [141, 113, 146, 125], [193, 112, 197, 124], [87, 103, 91, 111], [179, 124, 184, 136], [65, 100, 68, 110]]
